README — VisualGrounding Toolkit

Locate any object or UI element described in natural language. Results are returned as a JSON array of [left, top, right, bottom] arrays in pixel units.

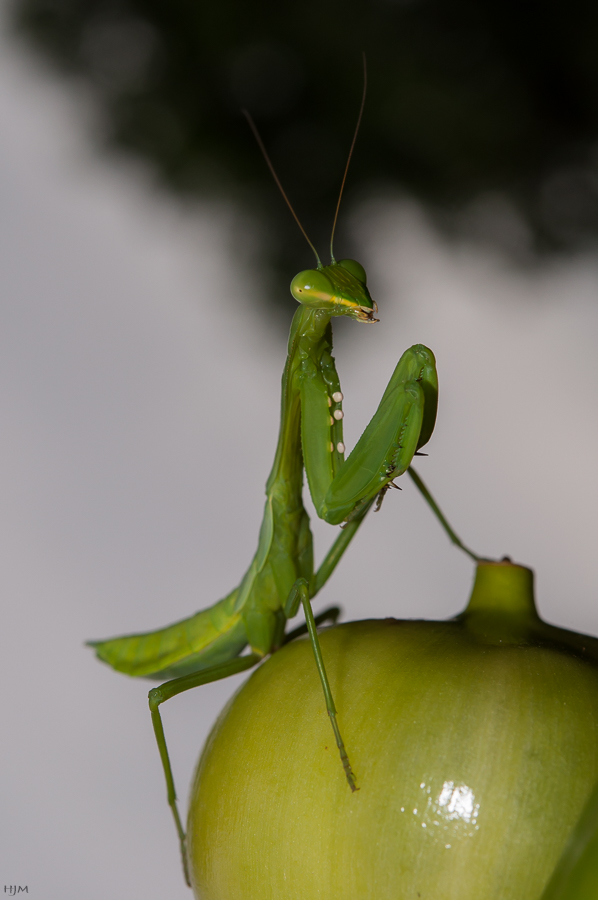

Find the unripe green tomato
[[187, 563, 598, 900]]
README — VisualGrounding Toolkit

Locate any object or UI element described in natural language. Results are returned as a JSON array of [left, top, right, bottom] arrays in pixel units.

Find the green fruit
[[187, 562, 598, 900]]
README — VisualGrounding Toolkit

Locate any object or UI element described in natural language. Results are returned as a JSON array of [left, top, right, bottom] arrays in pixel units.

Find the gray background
[[2, 16, 598, 900]]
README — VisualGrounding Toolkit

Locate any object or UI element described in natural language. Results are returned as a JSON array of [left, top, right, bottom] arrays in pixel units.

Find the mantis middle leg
[[285, 577, 358, 792]]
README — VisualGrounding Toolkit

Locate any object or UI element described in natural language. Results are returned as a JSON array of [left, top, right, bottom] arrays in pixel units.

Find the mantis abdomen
[[89, 588, 247, 680]]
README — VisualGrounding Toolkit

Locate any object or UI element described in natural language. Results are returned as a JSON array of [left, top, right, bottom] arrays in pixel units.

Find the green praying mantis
[[88, 83, 442, 886]]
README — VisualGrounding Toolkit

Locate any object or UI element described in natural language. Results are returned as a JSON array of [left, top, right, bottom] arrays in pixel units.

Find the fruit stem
[[462, 560, 540, 636]]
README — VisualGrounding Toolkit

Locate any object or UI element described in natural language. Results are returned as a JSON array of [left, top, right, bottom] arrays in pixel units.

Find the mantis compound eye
[[290, 269, 335, 307], [336, 258, 367, 284]]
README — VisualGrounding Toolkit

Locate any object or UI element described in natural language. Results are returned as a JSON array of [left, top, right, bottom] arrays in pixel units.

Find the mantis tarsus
[[88, 84, 440, 886]]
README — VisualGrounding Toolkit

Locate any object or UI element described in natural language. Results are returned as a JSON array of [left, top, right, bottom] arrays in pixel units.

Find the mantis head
[[290, 259, 379, 323]]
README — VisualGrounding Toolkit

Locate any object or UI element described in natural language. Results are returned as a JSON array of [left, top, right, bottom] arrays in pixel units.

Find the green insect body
[[90, 261, 438, 678], [89, 253, 439, 885]]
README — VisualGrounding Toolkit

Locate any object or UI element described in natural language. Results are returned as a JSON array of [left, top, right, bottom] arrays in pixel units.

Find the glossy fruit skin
[[187, 563, 598, 900]]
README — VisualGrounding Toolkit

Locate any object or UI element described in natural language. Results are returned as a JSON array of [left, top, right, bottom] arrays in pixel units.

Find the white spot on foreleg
[[333, 410, 344, 420], [332, 392, 343, 402], [337, 442, 345, 453]]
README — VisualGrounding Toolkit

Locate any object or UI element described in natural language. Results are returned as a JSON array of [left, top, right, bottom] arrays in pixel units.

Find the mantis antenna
[[243, 109, 323, 269], [329, 53, 368, 263]]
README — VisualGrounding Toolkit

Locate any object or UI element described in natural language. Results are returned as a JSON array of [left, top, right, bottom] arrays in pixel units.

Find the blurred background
[[2, 1, 598, 897]]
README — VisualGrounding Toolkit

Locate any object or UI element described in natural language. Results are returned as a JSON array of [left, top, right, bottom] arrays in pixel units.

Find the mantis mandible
[[88, 75, 439, 886]]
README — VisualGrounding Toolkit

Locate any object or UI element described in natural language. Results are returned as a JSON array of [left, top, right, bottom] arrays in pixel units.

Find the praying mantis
[[88, 77, 440, 886]]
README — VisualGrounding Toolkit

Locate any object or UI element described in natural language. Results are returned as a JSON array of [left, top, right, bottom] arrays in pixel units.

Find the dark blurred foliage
[[10, 0, 598, 307]]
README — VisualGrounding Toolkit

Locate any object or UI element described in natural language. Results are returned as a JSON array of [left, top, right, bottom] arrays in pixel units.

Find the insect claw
[[413, 451, 428, 457], [374, 476, 405, 512]]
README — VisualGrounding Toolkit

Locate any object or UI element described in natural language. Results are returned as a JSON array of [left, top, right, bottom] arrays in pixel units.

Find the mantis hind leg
[[285, 578, 358, 792], [148, 653, 262, 886]]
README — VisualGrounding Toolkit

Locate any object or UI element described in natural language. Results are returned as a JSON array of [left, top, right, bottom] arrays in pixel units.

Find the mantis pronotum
[[89, 73, 441, 886]]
